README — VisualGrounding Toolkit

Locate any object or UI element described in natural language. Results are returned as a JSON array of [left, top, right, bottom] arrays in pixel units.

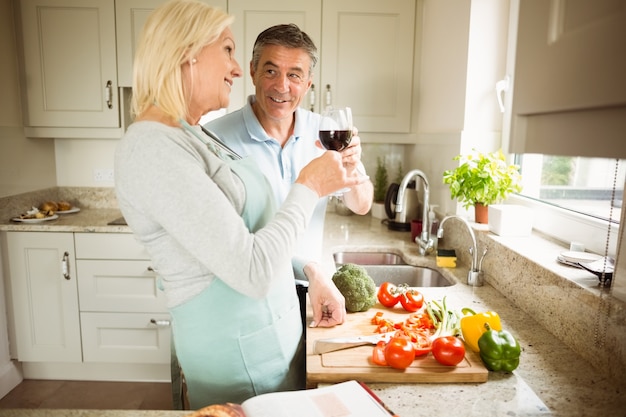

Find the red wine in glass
[[319, 107, 353, 151], [319, 129, 353, 151]]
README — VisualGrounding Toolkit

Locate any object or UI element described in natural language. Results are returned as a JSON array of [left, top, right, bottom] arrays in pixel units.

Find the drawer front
[[81, 312, 171, 364], [77, 260, 166, 313], [75, 233, 150, 260]]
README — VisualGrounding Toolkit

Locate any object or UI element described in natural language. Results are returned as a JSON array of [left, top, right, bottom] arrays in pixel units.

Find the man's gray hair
[[251, 23, 318, 75]]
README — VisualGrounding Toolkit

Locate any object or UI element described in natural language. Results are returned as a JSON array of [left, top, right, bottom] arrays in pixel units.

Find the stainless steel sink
[[333, 251, 406, 265], [333, 251, 454, 287]]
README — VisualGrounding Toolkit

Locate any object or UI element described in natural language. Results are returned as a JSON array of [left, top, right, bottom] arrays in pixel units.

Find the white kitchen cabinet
[[18, 0, 122, 137], [116, 0, 228, 87], [2, 231, 171, 379], [228, 0, 416, 133], [319, 0, 415, 133], [74, 232, 170, 364], [3, 232, 81, 362], [502, 0, 626, 158]]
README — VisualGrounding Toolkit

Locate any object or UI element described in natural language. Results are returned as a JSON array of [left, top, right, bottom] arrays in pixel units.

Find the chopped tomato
[[371, 311, 384, 324], [372, 341, 388, 366], [406, 312, 434, 330], [377, 282, 401, 307], [400, 290, 424, 312], [412, 330, 432, 356]]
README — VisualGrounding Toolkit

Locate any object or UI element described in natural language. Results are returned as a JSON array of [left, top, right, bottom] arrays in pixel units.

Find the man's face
[[250, 45, 313, 123]]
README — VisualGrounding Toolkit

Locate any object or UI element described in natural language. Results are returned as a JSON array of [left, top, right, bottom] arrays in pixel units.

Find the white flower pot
[[488, 204, 533, 236]]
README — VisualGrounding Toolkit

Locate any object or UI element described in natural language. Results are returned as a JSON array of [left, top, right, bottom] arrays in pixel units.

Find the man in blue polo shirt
[[205, 23, 373, 328]]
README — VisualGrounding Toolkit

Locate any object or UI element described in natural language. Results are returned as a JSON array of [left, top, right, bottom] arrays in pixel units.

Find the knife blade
[[313, 332, 395, 354]]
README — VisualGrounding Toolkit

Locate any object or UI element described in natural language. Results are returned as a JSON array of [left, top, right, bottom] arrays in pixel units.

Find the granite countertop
[[318, 212, 626, 417], [0, 207, 128, 233], [0, 187, 129, 234], [0, 411, 189, 417], [1, 190, 624, 416]]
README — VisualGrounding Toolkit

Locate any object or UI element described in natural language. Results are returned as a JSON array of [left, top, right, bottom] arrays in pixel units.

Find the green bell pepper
[[477, 323, 521, 372]]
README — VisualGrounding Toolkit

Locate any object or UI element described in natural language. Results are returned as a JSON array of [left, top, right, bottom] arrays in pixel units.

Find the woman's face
[[183, 27, 242, 123]]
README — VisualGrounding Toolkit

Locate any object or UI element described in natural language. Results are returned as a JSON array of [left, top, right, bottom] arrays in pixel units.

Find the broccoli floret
[[332, 263, 377, 313]]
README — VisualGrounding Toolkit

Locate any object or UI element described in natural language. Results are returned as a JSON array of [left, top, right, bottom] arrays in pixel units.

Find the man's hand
[[304, 263, 346, 327], [339, 132, 373, 214]]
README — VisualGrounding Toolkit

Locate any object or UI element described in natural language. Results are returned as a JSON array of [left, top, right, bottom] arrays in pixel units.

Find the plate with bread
[[40, 200, 80, 214], [11, 207, 59, 223], [12, 214, 59, 223]]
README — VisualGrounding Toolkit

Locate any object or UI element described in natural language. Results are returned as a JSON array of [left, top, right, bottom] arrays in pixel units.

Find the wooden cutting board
[[306, 305, 488, 385]]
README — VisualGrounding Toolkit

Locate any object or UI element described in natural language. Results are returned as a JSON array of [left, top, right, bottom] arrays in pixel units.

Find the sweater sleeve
[[115, 124, 319, 301]]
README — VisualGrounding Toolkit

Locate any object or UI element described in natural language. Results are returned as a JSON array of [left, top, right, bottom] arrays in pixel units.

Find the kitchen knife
[[313, 332, 395, 354]]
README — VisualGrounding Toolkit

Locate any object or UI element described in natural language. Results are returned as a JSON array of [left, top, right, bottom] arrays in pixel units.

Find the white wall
[[410, 0, 471, 216], [0, 0, 56, 198], [0, 0, 26, 395]]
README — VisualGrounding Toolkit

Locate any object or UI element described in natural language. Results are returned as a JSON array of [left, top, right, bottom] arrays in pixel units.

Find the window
[[510, 155, 624, 257]]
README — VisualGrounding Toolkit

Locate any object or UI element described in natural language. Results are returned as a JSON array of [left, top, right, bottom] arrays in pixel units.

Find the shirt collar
[[243, 95, 303, 145]]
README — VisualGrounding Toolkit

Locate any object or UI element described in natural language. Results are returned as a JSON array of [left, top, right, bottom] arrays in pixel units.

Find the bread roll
[[40, 201, 58, 212], [185, 403, 245, 417], [57, 201, 72, 211]]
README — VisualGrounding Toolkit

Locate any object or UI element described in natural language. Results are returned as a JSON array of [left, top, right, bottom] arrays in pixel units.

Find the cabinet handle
[[105, 80, 113, 109], [496, 75, 510, 113], [147, 266, 155, 272], [61, 251, 70, 280], [309, 84, 315, 112], [325, 84, 332, 109], [150, 318, 171, 327]]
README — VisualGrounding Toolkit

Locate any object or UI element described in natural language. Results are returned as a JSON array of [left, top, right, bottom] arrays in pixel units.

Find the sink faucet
[[437, 215, 488, 286], [395, 169, 432, 255]]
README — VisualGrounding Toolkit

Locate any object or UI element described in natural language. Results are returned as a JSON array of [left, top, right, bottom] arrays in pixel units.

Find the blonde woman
[[114, 0, 362, 408]]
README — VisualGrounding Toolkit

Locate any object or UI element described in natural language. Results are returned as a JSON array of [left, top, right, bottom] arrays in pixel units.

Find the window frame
[[506, 193, 620, 258]]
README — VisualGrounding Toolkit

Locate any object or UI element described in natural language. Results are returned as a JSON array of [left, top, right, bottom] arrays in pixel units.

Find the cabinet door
[[19, 0, 119, 128], [77, 260, 166, 313], [320, 0, 415, 132], [80, 312, 171, 363], [74, 232, 150, 260], [116, 0, 228, 87], [504, 0, 626, 157], [5, 232, 81, 362], [228, 0, 322, 112]]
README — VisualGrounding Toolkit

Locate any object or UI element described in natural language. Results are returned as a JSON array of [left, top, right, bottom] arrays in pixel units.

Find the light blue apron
[[171, 126, 305, 408]]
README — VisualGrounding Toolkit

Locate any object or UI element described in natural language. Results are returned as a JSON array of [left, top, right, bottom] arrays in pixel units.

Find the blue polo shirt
[[205, 96, 328, 279]]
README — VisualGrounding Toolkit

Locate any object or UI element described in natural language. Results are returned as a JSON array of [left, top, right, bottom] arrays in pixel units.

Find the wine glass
[[319, 106, 354, 197], [319, 106, 353, 151]]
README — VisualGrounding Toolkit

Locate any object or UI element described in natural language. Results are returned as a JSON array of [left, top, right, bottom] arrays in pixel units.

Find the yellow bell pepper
[[460, 308, 502, 352]]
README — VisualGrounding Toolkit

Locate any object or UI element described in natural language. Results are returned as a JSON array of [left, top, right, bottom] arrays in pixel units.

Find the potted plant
[[371, 157, 389, 219], [443, 149, 522, 223]]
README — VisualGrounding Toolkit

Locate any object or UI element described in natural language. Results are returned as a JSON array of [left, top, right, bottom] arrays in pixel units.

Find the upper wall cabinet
[[320, 0, 416, 133], [228, 0, 417, 133], [502, 0, 626, 158], [116, 0, 227, 87], [17, 0, 226, 138], [19, 0, 123, 138], [228, 0, 322, 113]]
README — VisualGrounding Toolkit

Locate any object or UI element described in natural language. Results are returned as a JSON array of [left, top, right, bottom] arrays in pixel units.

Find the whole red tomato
[[431, 336, 466, 366], [400, 290, 424, 312], [377, 282, 401, 308], [384, 337, 415, 370]]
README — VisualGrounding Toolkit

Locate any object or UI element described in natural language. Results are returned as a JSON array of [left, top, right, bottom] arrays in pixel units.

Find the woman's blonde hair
[[131, 0, 233, 122]]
